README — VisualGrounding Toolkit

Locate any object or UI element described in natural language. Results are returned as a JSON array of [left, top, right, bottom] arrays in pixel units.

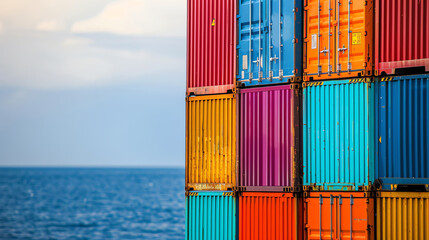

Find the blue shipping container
[[236, 0, 303, 87], [186, 191, 236, 240], [374, 74, 429, 191], [303, 79, 375, 190]]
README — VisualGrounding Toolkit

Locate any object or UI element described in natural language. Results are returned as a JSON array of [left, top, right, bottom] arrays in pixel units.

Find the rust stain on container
[[186, 94, 237, 191]]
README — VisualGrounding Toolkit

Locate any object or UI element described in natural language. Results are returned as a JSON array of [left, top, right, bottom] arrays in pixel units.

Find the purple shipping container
[[238, 84, 302, 192]]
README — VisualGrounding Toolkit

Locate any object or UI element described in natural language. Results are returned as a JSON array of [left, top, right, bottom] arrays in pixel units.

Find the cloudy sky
[[0, 0, 186, 167]]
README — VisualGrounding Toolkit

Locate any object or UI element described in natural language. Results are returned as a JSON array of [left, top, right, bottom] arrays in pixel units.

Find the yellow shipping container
[[376, 192, 429, 240], [186, 94, 237, 191]]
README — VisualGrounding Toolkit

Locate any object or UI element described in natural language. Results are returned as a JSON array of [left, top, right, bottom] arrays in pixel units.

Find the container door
[[238, 0, 267, 83], [306, 194, 371, 240], [305, 0, 371, 80], [335, 0, 353, 74], [306, 0, 337, 77], [269, 0, 295, 80]]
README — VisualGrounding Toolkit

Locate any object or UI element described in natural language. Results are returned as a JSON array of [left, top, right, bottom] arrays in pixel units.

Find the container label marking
[[352, 33, 361, 45], [311, 34, 317, 49], [211, 19, 215, 26]]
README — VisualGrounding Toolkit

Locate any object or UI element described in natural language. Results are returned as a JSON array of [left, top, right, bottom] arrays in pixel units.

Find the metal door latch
[[338, 45, 348, 52], [270, 54, 279, 63], [320, 48, 329, 55], [253, 58, 260, 66]]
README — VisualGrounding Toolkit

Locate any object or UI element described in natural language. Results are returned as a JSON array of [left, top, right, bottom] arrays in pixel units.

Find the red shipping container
[[375, 0, 429, 75], [239, 84, 302, 192], [239, 192, 303, 240], [186, 0, 236, 96]]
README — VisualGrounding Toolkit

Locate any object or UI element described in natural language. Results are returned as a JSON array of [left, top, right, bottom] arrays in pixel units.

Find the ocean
[[0, 168, 185, 240]]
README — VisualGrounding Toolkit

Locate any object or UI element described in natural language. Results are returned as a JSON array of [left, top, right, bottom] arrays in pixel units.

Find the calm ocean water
[[0, 168, 185, 240]]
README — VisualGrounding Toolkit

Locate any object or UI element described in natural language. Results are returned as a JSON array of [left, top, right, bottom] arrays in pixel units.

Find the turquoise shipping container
[[302, 79, 375, 191], [186, 191, 236, 240]]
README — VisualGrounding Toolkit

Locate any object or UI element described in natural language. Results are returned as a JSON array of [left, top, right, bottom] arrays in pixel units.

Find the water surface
[[0, 168, 185, 240]]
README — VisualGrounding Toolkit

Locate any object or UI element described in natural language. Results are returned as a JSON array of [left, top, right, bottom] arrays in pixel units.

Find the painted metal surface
[[374, 75, 429, 190], [302, 79, 375, 190], [236, 0, 303, 86], [186, 0, 236, 96], [303, 0, 373, 81], [304, 191, 374, 240], [186, 191, 236, 240], [376, 192, 429, 240], [186, 94, 237, 191], [239, 192, 302, 240], [239, 85, 301, 191], [375, 0, 429, 75]]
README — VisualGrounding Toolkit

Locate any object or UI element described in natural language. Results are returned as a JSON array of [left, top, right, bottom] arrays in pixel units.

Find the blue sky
[[0, 0, 186, 167]]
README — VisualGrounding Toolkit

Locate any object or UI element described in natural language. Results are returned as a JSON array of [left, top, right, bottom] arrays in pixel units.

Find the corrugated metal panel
[[375, 0, 429, 75], [374, 75, 429, 190], [303, 0, 373, 81], [239, 192, 301, 240], [236, 0, 303, 86], [186, 94, 237, 191], [303, 79, 375, 190], [239, 85, 301, 191], [376, 192, 429, 240], [186, 191, 236, 240], [304, 192, 374, 240], [186, 0, 236, 96]]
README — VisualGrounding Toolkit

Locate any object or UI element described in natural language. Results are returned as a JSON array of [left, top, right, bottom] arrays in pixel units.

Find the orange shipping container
[[186, 94, 237, 191], [239, 192, 303, 240], [304, 192, 374, 240], [303, 0, 373, 81]]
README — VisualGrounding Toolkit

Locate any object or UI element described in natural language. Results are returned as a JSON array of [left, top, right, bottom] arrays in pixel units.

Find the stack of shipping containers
[[302, 0, 429, 239], [186, 0, 237, 239], [236, 0, 304, 239], [186, 0, 428, 239]]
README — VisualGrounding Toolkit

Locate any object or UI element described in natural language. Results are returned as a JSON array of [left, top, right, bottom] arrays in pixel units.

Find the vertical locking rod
[[279, 0, 283, 78], [350, 195, 354, 239], [319, 195, 323, 240], [330, 195, 333, 240], [337, 0, 341, 74], [317, 0, 321, 75], [249, 0, 252, 80], [347, 0, 351, 71], [328, 0, 332, 75], [258, 0, 262, 81], [339, 195, 342, 240]]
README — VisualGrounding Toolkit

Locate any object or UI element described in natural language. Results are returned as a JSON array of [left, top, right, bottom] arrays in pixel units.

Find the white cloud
[[71, 0, 185, 37], [63, 37, 92, 47], [35, 20, 64, 32]]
